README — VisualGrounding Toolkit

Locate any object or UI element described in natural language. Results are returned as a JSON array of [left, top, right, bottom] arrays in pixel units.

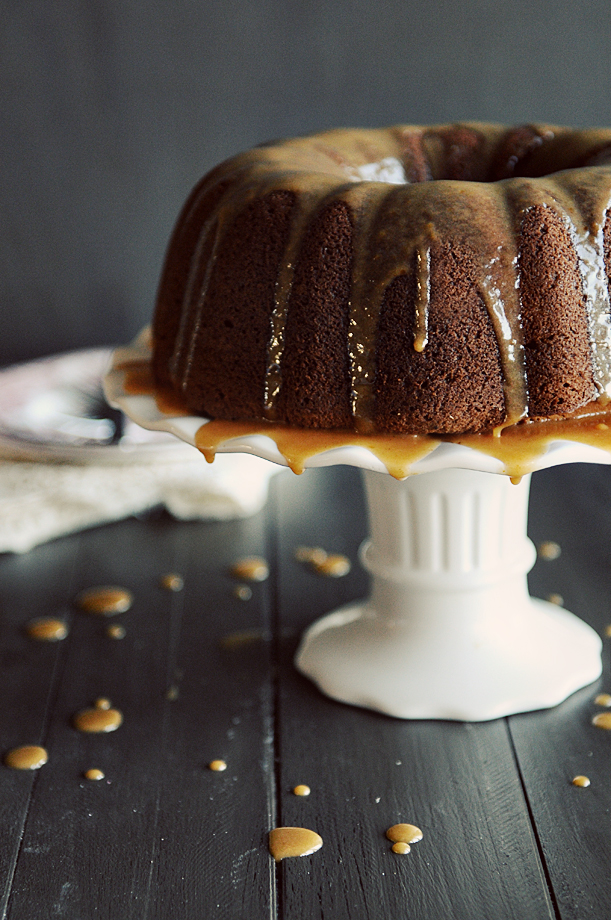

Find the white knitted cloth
[[0, 452, 279, 554]]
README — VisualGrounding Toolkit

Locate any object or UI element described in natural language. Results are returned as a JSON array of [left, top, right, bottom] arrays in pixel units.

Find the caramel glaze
[[122, 362, 611, 480], [73, 700, 123, 734], [229, 556, 269, 582], [268, 827, 323, 861], [76, 586, 133, 616], [26, 617, 68, 641], [4, 745, 48, 770], [152, 123, 611, 437]]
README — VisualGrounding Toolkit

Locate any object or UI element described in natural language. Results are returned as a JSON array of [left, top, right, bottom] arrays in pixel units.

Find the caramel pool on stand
[[120, 360, 611, 480]]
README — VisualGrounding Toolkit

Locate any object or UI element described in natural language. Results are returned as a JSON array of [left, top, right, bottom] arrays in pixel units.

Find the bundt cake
[[152, 123, 611, 436]]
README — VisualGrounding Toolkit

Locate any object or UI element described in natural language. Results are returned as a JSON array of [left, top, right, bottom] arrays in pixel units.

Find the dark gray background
[[2, 0, 611, 366]]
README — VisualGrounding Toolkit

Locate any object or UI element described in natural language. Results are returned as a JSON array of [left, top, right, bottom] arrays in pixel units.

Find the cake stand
[[105, 336, 609, 721]]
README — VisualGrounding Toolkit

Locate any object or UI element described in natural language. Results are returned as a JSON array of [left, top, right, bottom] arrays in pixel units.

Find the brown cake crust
[[152, 123, 611, 435], [275, 200, 354, 428], [374, 244, 505, 434], [182, 190, 296, 420], [518, 204, 597, 416]]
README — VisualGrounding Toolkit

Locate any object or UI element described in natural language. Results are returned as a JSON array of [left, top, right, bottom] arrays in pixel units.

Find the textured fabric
[[0, 453, 279, 553]]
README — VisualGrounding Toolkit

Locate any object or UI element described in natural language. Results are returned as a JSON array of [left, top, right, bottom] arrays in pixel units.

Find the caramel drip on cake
[[413, 245, 431, 352], [551, 168, 611, 399], [171, 216, 222, 386]]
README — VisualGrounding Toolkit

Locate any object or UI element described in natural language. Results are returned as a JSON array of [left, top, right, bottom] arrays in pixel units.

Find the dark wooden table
[[1, 462, 610, 919]]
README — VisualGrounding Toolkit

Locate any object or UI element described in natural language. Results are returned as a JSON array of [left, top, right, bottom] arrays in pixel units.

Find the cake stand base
[[295, 467, 602, 721]]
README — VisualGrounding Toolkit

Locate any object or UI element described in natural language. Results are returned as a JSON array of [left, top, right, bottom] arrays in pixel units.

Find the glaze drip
[[414, 245, 431, 353]]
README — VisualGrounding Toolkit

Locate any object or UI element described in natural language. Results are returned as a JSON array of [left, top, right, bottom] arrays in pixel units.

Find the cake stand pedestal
[[105, 334, 606, 722], [296, 467, 601, 720]]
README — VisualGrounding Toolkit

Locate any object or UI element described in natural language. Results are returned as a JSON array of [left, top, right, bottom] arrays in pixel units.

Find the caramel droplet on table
[[592, 712, 611, 730], [546, 593, 564, 606], [386, 823, 423, 845], [313, 554, 351, 578], [572, 775, 591, 787], [106, 624, 126, 640], [76, 586, 133, 616], [293, 784, 311, 796], [84, 768, 105, 781], [94, 697, 112, 710], [538, 541, 561, 560], [233, 584, 252, 601], [26, 617, 68, 641], [595, 693, 611, 707], [294, 546, 328, 565], [5, 745, 48, 770], [160, 573, 184, 592], [73, 704, 123, 733], [230, 557, 269, 582], [269, 827, 323, 861], [391, 842, 411, 854], [208, 759, 227, 772]]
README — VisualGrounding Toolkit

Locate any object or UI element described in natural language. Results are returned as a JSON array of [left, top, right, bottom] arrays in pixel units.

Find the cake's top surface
[[156, 123, 611, 434]]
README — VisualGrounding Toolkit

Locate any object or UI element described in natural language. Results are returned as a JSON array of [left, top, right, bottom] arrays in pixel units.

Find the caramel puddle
[[75, 586, 133, 616], [4, 745, 48, 770], [73, 699, 123, 733], [230, 557, 269, 582], [268, 827, 323, 861], [26, 617, 68, 641]]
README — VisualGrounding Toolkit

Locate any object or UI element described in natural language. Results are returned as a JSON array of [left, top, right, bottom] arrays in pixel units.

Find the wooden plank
[[3, 510, 275, 919], [273, 467, 554, 920], [510, 465, 611, 920], [0, 534, 81, 917]]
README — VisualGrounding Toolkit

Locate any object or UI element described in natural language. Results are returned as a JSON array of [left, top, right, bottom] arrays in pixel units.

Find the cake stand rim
[[103, 331, 611, 479]]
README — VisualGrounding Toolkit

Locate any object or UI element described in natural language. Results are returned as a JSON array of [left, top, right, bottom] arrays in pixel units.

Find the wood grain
[[1, 465, 611, 918]]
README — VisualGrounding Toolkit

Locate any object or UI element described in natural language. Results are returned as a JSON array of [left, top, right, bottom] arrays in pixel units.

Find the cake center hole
[[349, 157, 408, 185]]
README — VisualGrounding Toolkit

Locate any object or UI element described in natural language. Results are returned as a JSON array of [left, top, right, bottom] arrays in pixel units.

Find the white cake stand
[[105, 335, 608, 721]]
